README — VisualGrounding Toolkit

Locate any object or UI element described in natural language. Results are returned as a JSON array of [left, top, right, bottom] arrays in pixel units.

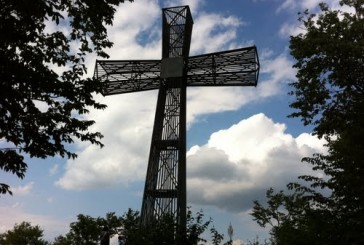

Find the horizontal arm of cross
[[94, 46, 259, 96], [94, 60, 161, 95], [187, 46, 259, 87]]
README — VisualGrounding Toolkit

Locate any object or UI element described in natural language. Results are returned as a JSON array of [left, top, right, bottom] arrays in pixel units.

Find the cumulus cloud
[[191, 13, 245, 54], [187, 113, 326, 212], [12, 182, 34, 196], [56, 92, 157, 190], [257, 51, 296, 96], [105, 0, 161, 59]]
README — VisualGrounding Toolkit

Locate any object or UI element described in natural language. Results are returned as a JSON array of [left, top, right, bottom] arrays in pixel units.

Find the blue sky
[[1, 0, 346, 244]]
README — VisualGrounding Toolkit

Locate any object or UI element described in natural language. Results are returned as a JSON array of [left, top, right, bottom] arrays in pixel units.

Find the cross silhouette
[[94, 5, 259, 243]]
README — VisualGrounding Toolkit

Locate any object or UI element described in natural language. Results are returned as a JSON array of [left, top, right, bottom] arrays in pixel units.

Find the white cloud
[[56, 92, 157, 190], [0, 205, 70, 241], [12, 182, 34, 196], [187, 113, 326, 212], [256, 52, 296, 97], [106, 0, 161, 59], [186, 51, 295, 125], [296, 132, 325, 150], [191, 13, 245, 54], [279, 22, 305, 38], [208, 114, 292, 163], [186, 87, 255, 126]]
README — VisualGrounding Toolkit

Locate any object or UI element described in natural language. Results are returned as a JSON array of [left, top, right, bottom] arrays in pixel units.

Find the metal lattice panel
[[94, 47, 259, 96], [187, 46, 259, 86], [162, 6, 193, 58], [95, 60, 161, 95], [141, 82, 185, 227]]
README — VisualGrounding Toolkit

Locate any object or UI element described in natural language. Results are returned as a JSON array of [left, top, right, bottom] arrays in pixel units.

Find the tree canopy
[[252, 1, 364, 244], [0, 0, 133, 195], [0, 209, 238, 245], [289, 0, 364, 138], [53, 212, 123, 245], [0, 221, 49, 245]]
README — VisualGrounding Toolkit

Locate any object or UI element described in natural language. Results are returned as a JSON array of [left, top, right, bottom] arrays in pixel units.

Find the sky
[[0, 0, 347, 244]]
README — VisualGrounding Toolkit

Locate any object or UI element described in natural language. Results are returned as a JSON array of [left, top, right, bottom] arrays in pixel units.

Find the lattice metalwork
[[187, 46, 259, 86], [142, 84, 182, 221], [94, 46, 259, 95], [162, 6, 193, 58], [94, 60, 161, 95], [141, 6, 192, 243], [93, 5, 259, 244]]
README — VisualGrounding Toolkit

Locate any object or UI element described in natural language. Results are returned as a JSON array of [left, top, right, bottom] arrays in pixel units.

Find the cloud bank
[[187, 113, 326, 212]]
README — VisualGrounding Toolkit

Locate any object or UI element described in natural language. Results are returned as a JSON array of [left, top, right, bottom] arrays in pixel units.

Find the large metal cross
[[94, 5, 259, 243]]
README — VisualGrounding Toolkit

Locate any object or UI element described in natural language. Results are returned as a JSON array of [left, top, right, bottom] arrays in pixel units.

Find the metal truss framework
[[95, 47, 259, 95], [94, 5, 259, 244]]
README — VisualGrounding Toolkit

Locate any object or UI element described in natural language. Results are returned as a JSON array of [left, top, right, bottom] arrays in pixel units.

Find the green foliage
[[252, 186, 338, 245], [210, 226, 224, 245], [53, 212, 123, 245], [0, 221, 49, 245], [51, 208, 220, 244], [252, 1, 364, 244], [246, 236, 274, 245], [186, 209, 212, 244], [117, 209, 141, 244], [289, 0, 364, 138], [2, 208, 239, 244], [123, 208, 213, 245], [0, 0, 133, 195]]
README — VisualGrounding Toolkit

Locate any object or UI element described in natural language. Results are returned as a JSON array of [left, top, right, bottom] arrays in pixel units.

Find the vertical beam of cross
[[140, 6, 193, 242], [94, 5, 259, 244]]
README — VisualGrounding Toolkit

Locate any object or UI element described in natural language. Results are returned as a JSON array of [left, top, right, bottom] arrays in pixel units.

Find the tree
[[53, 212, 123, 245], [289, 0, 364, 242], [210, 226, 224, 245], [122, 208, 213, 245], [117, 209, 142, 244], [0, 221, 49, 245], [0, 0, 134, 195], [289, 0, 364, 138], [246, 236, 274, 245], [252, 1, 364, 244], [186, 209, 212, 245], [53, 209, 235, 245], [252, 186, 337, 245]]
